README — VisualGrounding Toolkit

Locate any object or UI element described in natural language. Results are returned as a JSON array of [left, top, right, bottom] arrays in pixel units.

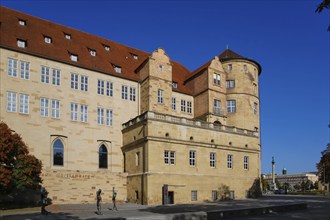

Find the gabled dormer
[[137, 48, 173, 114]]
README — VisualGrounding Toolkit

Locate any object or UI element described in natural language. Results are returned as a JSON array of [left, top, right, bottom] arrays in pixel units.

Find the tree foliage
[[316, 152, 330, 184], [0, 122, 42, 194]]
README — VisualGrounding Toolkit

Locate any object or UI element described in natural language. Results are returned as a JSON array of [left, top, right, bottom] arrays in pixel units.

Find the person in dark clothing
[[112, 191, 118, 211], [40, 187, 49, 215], [96, 189, 102, 215]]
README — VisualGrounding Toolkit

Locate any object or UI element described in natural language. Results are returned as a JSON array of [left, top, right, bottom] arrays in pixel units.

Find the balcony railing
[[123, 111, 258, 137]]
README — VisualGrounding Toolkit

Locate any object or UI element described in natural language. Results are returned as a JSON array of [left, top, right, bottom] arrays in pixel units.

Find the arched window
[[53, 139, 64, 166], [99, 144, 108, 169]]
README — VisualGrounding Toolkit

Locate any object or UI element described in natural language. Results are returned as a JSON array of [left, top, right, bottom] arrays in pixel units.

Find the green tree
[[0, 122, 42, 194], [315, 0, 330, 31], [316, 151, 330, 185], [261, 175, 269, 192], [218, 184, 230, 200]]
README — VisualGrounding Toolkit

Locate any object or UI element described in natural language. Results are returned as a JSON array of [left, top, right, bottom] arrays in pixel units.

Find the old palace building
[[0, 6, 262, 205]]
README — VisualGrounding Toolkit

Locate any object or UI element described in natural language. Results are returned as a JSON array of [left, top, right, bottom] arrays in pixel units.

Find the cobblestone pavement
[[1, 195, 329, 220]]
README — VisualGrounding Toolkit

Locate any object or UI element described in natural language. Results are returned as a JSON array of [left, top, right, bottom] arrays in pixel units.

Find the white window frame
[[40, 97, 49, 117], [189, 150, 196, 166], [226, 80, 235, 88], [191, 191, 197, 201], [227, 100, 236, 113], [44, 37, 52, 44], [6, 92, 17, 112], [130, 87, 136, 101], [20, 61, 30, 79], [227, 154, 233, 169], [114, 66, 121, 73], [214, 99, 221, 115], [244, 156, 249, 170], [51, 99, 60, 119], [187, 101, 192, 114], [17, 39, 26, 48], [8, 58, 18, 77], [52, 68, 61, 86], [122, 85, 128, 100], [210, 152, 216, 168], [71, 73, 78, 89], [172, 97, 176, 110], [80, 105, 88, 122], [97, 79, 104, 95], [97, 107, 104, 125], [164, 151, 169, 164], [41, 66, 50, 83], [70, 54, 78, 62], [71, 103, 78, 121], [18, 19, 26, 26], [106, 81, 113, 97], [90, 50, 96, 56], [19, 93, 29, 114], [81, 75, 88, 91], [106, 109, 113, 126], [181, 100, 186, 112], [158, 89, 164, 104]]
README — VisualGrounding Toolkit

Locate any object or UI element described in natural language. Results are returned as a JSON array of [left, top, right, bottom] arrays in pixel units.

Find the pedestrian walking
[[96, 189, 102, 215], [40, 187, 49, 215], [112, 191, 118, 211]]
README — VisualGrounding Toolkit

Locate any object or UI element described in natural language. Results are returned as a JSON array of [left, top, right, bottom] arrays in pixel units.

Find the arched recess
[[53, 138, 64, 166], [98, 144, 108, 169]]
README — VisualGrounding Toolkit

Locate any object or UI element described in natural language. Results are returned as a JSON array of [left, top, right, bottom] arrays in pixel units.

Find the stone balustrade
[[123, 111, 258, 137]]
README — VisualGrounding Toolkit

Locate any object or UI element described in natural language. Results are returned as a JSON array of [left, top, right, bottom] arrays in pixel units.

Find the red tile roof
[[0, 6, 260, 95]]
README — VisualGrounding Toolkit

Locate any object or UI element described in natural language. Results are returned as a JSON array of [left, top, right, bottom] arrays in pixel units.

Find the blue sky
[[1, 0, 329, 175]]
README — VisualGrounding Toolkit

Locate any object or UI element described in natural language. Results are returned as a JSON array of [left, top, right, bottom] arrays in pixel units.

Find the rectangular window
[[164, 151, 169, 164], [71, 73, 78, 89], [8, 58, 18, 77], [181, 100, 186, 112], [244, 64, 247, 73], [51, 99, 60, 118], [213, 73, 220, 85], [244, 156, 249, 170], [212, 191, 218, 201], [44, 36, 52, 44], [97, 79, 104, 95], [227, 154, 233, 169], [227, 100, 236, 113], [17, 39, 26, 48], [19, 94, 29, 114], [164, 151, 175, 165], [71, 103, 78, 121], [97, 107, 104, 125], [122, 85, 128, 100], [106, 109, 113, 126], [70, 54, 78, 62], [253, 102, 258, 114], [214, 99, 221, 115], [81, 75, 88, 91], [80, 105, 88, 122], [191, 191, 197, 201], [19, 19, 26, 26], [130, 87, 136, 101], [6, 92, 17, 112], [210, 152, 215, 168], [172, 97, 176, 110], [158, 89, 164, 104], [170, 151, 175, 165], [52, 69, 61, 86], [40, 97, 49, 117], [41, 66, 50, 83], [114, 66, 121, 73], [228, 64, 232, 72], [189, 150, 196, 166], [187, 101, 192, 114], [106, 81, 113, 97], [226, 80, 235, 88], [20, 61, 30, 79]]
